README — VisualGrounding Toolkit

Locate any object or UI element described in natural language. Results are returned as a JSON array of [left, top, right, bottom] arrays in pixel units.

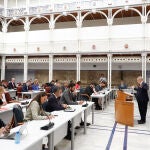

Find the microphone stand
[[82, 99, 88, 107], [40, 108, 54, 130]]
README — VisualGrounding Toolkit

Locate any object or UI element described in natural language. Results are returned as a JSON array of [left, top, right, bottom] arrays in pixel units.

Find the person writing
[[43, 86, 68, 112], [133, 76, 149, 124], [25, 92, 54, 120], [0, 119, 10, 137]]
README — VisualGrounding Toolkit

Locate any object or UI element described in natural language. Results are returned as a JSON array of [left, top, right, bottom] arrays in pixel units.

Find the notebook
[[64, 107, 76, 112], [0, 122, 28, 139]]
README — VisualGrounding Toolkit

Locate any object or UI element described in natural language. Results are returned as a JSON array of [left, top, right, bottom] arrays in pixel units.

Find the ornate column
[[49, 55, 53, 82], [76, 11, 82, 81], [141, 53, 147, 81], [24, 55, 28, 81], [24, 17, 30, 54], [107, 54, 112, 89], [76, 54, 81, 81], [49, 14, 55, 53], [1, 56, 6, 80], [141, 5, 147, 82]]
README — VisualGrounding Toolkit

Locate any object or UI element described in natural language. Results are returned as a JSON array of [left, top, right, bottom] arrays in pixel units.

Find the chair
[[45, 86, 51, 97], [5, 92, 17, 103], [11, 104, 24, 127], [79, 88, 90, 101], [17, 86, 22, 98]]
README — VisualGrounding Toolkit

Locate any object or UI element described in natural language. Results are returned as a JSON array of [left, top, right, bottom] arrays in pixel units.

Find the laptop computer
[[0, 122, 28, 139]]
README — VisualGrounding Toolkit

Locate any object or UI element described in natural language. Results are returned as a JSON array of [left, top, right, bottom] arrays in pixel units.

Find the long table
[[91, 90, 112, 110], [0, 102, 94, 150]]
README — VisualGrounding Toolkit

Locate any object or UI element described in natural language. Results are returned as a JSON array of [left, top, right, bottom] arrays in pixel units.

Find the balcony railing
[[0, 0, 149, 17]]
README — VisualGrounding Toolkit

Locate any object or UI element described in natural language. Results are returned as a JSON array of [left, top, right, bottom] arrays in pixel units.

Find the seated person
[[0, 119, 10, 136], [8, 78, 16, 89], [32, 79, 39, 91], [118, 80, 127, 90], [22, 80, 31, 92], [25, 92, 53, 120], [60, 83, 83, 105], [43, 86, 67, 112], [95, 80, 107, 110], [75, 81, 81, 90], [0, 86, 7, 106], [22, 80, 32, 99]]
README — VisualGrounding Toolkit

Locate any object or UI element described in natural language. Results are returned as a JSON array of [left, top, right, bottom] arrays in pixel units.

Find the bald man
[[134, 76, 149, 124]]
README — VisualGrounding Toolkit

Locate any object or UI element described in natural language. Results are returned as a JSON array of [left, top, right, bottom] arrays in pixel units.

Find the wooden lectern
[[115, 90, 134, 127]]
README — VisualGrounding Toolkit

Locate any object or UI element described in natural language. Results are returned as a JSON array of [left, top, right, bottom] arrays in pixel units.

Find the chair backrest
[[45, 86, 51, 93], [17, 86, 22, 92], [5, 92, 13, 103], [12, 104, 24, 127]]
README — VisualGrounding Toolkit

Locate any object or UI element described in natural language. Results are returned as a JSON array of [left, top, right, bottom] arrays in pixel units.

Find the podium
[[115, 90, 134, 126]]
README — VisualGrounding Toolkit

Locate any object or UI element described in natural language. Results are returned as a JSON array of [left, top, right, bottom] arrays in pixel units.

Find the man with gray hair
[[134, 76, 149, 124]]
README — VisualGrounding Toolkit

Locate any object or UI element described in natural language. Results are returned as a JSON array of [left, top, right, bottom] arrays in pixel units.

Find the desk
[[0, 99, 31, 124], [0, 102, 94, 150], [21, 91, 44, 99], [8, 89, 17, 98], [91, 90, 111, 110]]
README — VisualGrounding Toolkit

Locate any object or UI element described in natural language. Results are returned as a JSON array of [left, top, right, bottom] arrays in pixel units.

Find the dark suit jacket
[[83, 86, 94, 97], [0, 119, 5, 128], [60, 89, 77, 105], [134, 82, 149, 102], [22, 83, 28, 92], [44, 94, 64, 112], [8, 82, 16, 89]]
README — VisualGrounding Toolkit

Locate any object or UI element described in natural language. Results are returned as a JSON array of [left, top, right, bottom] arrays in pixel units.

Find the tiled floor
[[55, 100, 150, 150]]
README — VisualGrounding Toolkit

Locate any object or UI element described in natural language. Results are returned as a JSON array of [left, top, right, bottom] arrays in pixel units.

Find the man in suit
[[43, 86, 67, 112], [134, 76, 149, 124], [8, 78, 16, 89], [60, 83, 83, 105], [22, 80, 31, 92]]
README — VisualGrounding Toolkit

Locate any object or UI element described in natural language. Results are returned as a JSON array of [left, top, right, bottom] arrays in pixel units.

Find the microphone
[[40, 108, 54, 130]]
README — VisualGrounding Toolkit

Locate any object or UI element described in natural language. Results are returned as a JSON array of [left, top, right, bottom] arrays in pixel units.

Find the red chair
[[5, 92, 19, 103], [17, 86, 22, 98], [45, 86, 51, 97]]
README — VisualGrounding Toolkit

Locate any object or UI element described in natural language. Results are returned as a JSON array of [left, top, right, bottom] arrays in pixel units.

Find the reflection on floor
[[55, 100, 150, 150]]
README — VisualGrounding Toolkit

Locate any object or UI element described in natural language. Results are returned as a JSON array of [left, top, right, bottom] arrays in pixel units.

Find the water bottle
[[15, 131, 20, 144]]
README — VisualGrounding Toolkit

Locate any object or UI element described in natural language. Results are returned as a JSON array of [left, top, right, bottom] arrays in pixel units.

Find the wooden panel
[[115, 100, 134, 126], [115, 90, 134, 127]]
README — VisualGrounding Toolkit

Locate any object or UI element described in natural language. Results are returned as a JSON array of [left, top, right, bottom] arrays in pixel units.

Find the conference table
[[21, 90, 44, 99], [0, 102, 94, 150], [0, 99, 32, 124], [91, 90, 112, 110]]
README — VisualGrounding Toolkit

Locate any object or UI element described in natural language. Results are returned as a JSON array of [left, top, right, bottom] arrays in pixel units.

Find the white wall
[[3, 23, 150, 54]]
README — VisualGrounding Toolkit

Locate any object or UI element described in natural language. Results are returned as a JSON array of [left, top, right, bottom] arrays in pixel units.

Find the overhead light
[[108, 0, 112, 5], [92, 9, 96, 14], [62, 11, 67, 16], [124, 5, 129, 11], [13, 16, 18, 20], [36, 14, 41, 18]]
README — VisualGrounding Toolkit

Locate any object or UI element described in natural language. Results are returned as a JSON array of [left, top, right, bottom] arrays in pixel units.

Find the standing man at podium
[[133, 76, 149, 124]]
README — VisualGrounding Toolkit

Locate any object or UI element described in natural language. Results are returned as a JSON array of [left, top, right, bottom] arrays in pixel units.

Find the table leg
[[71, 118, 75, 150], [92, 104, 94, 124], [48, 132, 54, 150], [84, 109, 87, 134]]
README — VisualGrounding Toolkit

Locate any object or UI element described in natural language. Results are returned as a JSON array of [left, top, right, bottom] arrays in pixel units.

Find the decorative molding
[[6, 58, 24, 63], [54, 57, 76, 63], [81, 57, 107, 63], [112, 56, 141, 63], [5, 56, 150, 64], [28, 58, 49, 63]]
